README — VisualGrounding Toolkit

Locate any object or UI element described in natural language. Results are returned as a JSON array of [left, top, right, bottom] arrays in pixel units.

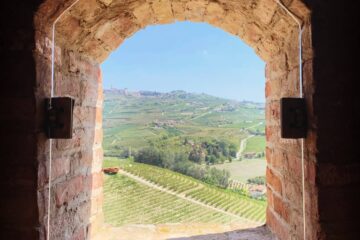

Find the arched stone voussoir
[[36, 0, 311, 63]]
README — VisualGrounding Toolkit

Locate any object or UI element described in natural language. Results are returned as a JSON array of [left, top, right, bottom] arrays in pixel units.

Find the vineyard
[[103, 174, 239, 225], [103, 158, 266, 226]]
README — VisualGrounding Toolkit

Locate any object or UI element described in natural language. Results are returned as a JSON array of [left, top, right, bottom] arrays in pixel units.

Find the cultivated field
[[102, 91, 267, 228], [103, 174, 241, 225], [103, 158, 266, 225], [243, 136, 266, 154], [212, 159, 266, 183]]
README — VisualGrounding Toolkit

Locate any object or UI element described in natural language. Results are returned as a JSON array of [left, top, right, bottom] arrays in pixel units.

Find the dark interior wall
[[0, 1, 41, 239], [306, 0, 359, 239]]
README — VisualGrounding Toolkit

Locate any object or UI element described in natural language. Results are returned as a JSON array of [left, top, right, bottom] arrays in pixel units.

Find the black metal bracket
[[280, 98, 307, 139], [45, 97, 75, 139]]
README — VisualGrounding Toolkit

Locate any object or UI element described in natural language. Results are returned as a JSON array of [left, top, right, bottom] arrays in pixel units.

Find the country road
[[235, 122, 263, 160], [236, 135, 255, 160]]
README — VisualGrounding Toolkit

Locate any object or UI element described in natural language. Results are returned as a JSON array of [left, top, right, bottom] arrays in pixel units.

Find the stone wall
[[34, 1, 315, 239], [265, 24, 318, 239], [34, 32, 104, 238]]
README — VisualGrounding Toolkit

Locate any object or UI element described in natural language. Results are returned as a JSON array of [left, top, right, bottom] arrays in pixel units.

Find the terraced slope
[[103, 174, 241, 226], [104, 159, 266, 224]]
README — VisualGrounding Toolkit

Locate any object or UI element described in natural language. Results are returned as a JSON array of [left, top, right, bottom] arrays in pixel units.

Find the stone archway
[[34, 0, 316, 239]]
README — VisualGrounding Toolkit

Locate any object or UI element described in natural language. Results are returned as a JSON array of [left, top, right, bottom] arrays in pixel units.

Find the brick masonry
[[34, 1, 315, 239], [34, 41, 104, 238], [0, 0, 359, 239]]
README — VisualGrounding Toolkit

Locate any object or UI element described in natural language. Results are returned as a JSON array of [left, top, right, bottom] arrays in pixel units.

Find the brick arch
[[36, 0, 310, 63], [34, 0, 316, 239]]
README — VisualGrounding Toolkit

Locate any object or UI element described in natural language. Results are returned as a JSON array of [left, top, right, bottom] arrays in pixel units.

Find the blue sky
[[101, 21, 265, 102]]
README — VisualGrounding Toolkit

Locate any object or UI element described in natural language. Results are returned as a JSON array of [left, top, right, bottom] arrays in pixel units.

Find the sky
[[101, 21, 265, 102]]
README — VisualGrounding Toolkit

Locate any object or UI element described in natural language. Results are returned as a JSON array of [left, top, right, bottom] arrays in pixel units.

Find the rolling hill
[[103, 89, 265, 159]]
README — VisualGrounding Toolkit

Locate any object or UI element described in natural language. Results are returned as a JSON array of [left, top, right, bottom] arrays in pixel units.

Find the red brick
[[265, 125, 272, 142], [306, 159, 316, 186], [90, 192, 104, 216], [265, 125, 280, 143], [273, 194, 290, 222], [73, 106, 98, 128], [265, 100, 280, 123], [91, 172, 103, 189], [283, 177, 302, 209], [96, 65, 102, 83], [51, 157, 70, 180], [286, 154, 302, 181], [94, 128, 103, 146], [94, 147, 103, 163], [266, 147, 272, 165], [84, 172, 103, 192], [267, 208, 290, 240], [266, 53, 288, 80], [97, 85, 103, 105], [81, 80, 101, 107], [95, 107, 102, 125], [265, 81, 271, 97], [267, 186, 274, 208], [71, 227, 85, 240], [55, 176, 83, 206], [267, 147, 287, 173], [266, 167, 283, 195], [305, 129, 317, 157]]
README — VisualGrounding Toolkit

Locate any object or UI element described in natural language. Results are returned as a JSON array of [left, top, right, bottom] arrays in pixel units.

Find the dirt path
[[236, 135, 255, 160], [235, 122, 263, 160], [118, 169, 261, 225]]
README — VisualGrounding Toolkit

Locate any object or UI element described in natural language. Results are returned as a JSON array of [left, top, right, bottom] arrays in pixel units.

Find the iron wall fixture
[[280, 98, 307, 138], [45, 97, 75, 139]]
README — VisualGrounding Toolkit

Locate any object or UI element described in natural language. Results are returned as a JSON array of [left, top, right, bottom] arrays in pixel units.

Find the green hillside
[[103, 158, 266, 225], [102, 90, 267, 227], [103, 89, 265, 159]]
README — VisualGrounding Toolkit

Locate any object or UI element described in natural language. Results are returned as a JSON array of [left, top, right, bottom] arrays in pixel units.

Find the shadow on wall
[[35, 50, 104, 239], [169, 226, 275, 240]]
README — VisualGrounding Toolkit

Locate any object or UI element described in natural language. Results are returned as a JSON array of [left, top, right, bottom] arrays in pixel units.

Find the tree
[[189, 148, 205, 164], [135, 147, 162, 166], [229, 143, 237, 158]]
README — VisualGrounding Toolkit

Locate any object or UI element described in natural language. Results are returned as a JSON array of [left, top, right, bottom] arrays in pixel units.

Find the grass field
[[212, 159, 266, 183], [103, 158, 266, 224], [243, 136, 266, 154]]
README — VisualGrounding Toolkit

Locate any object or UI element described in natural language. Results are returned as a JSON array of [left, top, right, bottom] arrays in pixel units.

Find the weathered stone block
[[55, 176, 83, 206], [185, 1, 208, 22], [273, 194, 290, 222], [266, 167, 283, 195], [204, 2, 225, 25], [253, 0, 277, 25], [133, 2, 156, 27], [51, 157, 71, 180], [266, 208, 290, 240], [171, 1, 186, 21], [151, 0, 174, 24]]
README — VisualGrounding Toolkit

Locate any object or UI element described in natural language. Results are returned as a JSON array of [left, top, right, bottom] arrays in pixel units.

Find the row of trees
[[187, 139, 237, 165], [247, 176, 266, 185], [135, 147, 230, 188]]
